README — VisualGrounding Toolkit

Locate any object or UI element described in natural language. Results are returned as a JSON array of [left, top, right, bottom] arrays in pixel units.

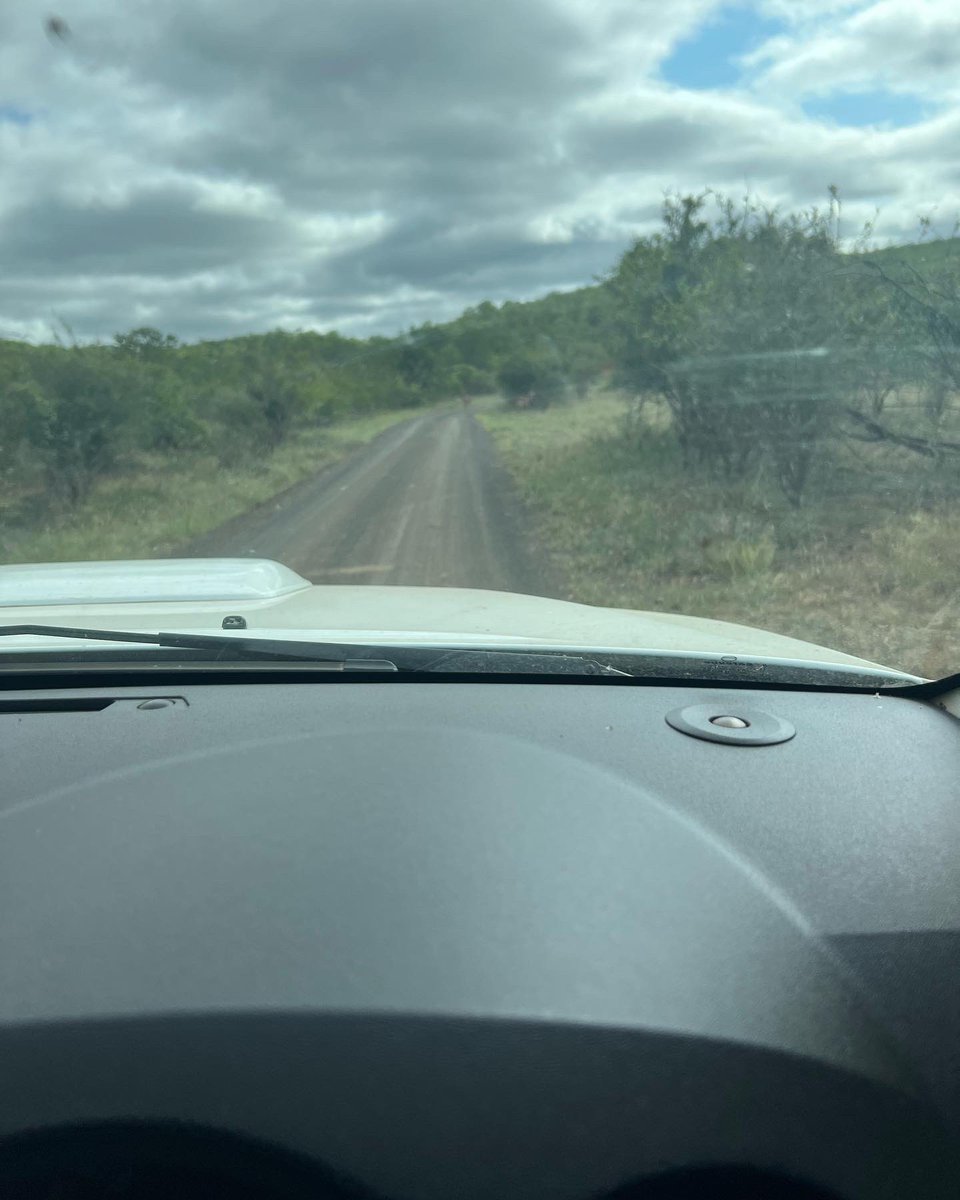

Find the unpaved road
[[184, 409, 550, 594]]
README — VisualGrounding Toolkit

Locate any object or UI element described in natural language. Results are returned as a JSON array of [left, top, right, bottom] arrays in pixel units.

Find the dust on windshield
[[0, 2, 957, 679]]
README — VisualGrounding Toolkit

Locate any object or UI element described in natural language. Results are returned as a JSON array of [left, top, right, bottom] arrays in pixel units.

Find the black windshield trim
[[0, 630, 918, 687]]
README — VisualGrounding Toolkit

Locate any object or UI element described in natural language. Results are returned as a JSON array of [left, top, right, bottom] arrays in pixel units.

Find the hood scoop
[[0, 559, 311, 608]]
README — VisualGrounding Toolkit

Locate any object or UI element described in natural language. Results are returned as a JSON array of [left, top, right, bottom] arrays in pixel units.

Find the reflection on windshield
[[0, 3, 957, 680]]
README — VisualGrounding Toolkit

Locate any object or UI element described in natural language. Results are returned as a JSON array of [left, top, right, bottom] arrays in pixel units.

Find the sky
[[0, 0, 957, 342]]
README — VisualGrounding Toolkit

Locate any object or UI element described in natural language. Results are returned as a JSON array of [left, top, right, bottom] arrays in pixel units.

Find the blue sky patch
[[0, 105, 34, 126], [661, 4, 785, 90], [802, 89, 930, 129]]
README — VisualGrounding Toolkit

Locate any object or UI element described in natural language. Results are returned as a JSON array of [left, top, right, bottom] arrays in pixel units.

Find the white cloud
[[0, 0, 955, 340], [746, 0, 960, 98]]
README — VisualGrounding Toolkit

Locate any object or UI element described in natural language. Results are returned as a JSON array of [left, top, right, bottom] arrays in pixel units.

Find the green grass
[[0, 406, 427, 567], [479, 391, 960, 678]]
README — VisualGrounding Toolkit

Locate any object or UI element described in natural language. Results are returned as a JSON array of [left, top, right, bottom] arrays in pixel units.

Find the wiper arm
[[0, 625, 399, 669]]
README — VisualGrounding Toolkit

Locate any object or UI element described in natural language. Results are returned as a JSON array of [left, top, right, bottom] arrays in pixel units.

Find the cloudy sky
[[0, 0, 957, 342]]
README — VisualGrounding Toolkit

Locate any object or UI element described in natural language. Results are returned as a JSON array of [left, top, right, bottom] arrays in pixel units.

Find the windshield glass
[[0, 1, 955, 682]]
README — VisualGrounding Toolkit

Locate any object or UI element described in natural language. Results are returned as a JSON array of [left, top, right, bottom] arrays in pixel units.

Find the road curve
[[183, 409, 551, 595]]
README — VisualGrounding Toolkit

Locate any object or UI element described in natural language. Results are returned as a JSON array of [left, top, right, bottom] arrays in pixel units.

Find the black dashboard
[[1, 675, 959, 1198]]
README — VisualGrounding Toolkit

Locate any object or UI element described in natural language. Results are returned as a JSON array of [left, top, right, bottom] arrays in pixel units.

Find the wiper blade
[[0, 625, 398, 669], [412, 648, 627, 675]]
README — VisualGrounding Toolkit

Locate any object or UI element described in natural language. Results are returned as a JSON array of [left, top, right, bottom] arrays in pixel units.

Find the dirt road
[[185, 409, 549, 594]]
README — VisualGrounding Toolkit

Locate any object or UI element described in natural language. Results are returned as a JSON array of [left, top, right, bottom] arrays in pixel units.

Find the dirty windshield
[[0, 1, 957, 681]]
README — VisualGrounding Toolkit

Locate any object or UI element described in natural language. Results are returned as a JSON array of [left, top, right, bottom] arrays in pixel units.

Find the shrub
[[497, 354, 567, 408]]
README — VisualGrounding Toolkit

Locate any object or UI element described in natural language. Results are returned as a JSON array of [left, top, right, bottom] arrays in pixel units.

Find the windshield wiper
[[0, 625, 624, 676], [0, 624, 399, 669]]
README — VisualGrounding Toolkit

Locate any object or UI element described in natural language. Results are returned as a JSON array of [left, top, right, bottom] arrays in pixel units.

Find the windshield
[[0, 1, 955, 683]]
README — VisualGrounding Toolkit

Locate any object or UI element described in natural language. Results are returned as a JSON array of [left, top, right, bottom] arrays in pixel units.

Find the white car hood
[[0, 557, 905, 676]]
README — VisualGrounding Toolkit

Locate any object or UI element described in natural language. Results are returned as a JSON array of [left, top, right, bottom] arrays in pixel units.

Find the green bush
[[608, 194, 850, 504], [10, 348, 131, 505], [497, 354, 567, 408]]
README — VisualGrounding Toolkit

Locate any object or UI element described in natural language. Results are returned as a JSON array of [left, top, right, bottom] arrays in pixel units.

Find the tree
[[113, 326, 179, 359], [608, 193, 849, 504], [14, 347, 130, 505]]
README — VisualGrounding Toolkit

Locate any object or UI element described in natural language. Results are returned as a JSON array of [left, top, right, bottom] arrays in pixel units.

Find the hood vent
[[0, 559, 311, 607]]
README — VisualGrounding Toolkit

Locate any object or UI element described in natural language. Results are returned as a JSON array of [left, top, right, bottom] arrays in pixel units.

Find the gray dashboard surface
[[1, 680, 958, 1199]]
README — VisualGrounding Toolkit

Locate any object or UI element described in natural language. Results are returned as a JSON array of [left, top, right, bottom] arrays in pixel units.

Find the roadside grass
[[479, 391, 960, 678], [0, 406, 428, 567]]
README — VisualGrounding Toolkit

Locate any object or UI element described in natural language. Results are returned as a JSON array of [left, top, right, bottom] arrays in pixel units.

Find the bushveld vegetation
[[3, 189, 960, 674], [479, 192, 960, 676]]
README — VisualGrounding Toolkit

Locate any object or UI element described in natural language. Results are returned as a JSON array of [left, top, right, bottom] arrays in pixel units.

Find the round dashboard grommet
[[666, 703, 795, 746]]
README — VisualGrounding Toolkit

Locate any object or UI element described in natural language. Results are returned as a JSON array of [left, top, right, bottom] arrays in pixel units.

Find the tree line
[[2, 188, 959, 517], [0, 285, 620, 515]]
